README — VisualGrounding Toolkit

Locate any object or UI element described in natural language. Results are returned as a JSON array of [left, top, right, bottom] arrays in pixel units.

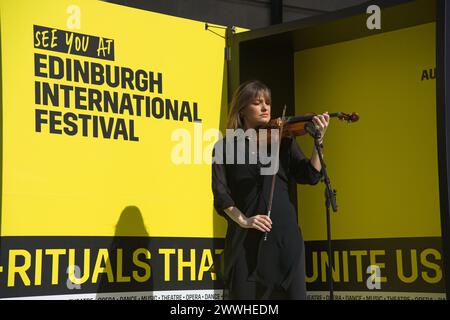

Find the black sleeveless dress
[[212, 136, 322, 299]]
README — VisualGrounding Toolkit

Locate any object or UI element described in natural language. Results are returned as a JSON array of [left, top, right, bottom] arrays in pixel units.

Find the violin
[[261, 111, 357, 242], [262, 112, 359, 139]]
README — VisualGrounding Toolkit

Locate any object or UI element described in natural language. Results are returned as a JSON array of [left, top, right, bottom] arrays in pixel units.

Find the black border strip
[[436, 0, 450, 301]]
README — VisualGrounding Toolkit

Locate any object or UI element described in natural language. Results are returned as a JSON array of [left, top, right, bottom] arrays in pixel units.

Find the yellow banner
[[0, 0, 229, 238], [295, 23, 440, 240]]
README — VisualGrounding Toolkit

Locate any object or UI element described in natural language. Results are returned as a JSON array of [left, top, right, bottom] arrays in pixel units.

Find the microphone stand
[[308, 125, 338, 300]]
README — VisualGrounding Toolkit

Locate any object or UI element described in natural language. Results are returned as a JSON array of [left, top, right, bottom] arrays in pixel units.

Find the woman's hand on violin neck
[[312, 112, 330, 142], [242, 215, 273, 232]]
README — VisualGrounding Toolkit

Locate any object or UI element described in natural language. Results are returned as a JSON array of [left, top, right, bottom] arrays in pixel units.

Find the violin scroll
[[337, 112, 359, 123]]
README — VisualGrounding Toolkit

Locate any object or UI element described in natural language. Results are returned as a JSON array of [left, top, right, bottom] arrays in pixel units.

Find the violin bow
[[264, 105, 287, 241]]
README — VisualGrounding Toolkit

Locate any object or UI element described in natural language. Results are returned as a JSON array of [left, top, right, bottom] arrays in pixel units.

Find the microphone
[[304, 122, 321, 139]]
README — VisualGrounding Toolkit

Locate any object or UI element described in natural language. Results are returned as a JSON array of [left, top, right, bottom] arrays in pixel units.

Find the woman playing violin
[[212, 80, 330, 299]]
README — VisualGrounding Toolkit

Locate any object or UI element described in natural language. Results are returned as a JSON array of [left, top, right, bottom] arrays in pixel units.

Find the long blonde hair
[[227, 80, 271, 129]]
